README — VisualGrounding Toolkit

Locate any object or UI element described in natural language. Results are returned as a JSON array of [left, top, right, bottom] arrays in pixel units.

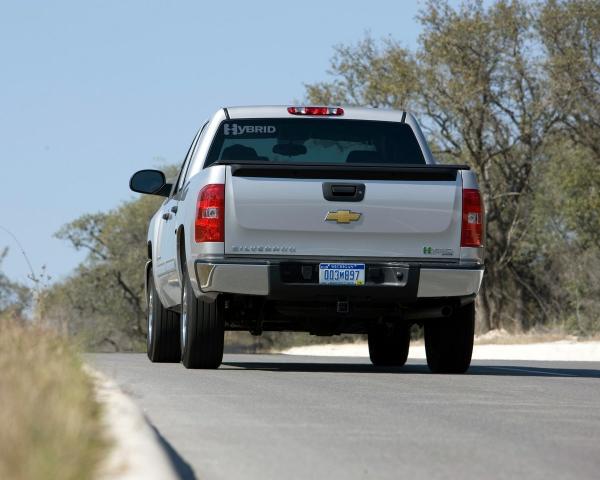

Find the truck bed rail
[[225, 162, 470, 181]]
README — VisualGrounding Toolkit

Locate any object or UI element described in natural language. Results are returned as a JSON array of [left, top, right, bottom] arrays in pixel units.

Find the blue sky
[[0, 0, 430, 283]]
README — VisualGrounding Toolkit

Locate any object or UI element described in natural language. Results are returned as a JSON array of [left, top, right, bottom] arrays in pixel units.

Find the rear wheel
[[368, 324, 411, 366], [424, 302, 475, 373], [180, 273, 225, 369], [146, 271, 181, 362]]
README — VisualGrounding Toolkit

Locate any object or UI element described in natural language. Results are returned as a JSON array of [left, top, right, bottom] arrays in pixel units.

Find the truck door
[[155, 129, 201, 306]]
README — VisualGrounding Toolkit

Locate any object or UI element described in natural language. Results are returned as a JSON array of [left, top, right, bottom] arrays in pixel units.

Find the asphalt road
[[90, 353, 600, 480]]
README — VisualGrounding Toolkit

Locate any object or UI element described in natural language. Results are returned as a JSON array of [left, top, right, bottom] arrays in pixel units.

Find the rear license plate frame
[[318, 263, 366, 286]]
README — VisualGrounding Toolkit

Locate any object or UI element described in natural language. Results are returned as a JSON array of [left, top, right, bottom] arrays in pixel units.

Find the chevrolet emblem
[[325, 210, 362, 224]]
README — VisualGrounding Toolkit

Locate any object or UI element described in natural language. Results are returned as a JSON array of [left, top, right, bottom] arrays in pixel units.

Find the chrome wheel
[[181, 283, 188, 356], [147, 288, 154, 348]]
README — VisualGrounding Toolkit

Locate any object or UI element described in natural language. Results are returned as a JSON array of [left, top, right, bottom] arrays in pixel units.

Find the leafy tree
[[43, 194, 164, 350], [304, 0, 600, 332], [537, 0, 600, 244], [529, 0, 600, 334], [539, 0, 600, 157], [417, 0, 561, 330], [0, 248, 31, 321], [305, 36, 418, 110], [530, 139, 600, 335]]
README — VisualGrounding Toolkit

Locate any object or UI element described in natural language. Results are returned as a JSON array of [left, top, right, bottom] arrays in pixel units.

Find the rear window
[[205, 119, 425, 167]]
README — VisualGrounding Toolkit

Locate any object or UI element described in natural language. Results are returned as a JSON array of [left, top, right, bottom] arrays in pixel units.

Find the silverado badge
[[325, 210, 362, 224]]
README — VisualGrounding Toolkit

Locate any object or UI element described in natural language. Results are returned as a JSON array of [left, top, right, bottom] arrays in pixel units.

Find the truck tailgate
[[224, 164, 463, 260]]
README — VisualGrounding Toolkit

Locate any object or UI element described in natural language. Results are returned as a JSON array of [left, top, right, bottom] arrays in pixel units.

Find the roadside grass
[[0, 317, 107, 480]]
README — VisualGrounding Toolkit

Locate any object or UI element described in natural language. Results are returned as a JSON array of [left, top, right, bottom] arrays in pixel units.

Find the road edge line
[[85, 366, 180, 480]]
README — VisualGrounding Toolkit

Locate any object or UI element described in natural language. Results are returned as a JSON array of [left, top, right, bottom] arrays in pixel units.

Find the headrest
[[346, 150, 383, 163], [221, 144, 260, 161]]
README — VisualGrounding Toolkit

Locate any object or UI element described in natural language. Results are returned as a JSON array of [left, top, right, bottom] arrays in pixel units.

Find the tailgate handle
[[332, 185, 356, 195], [322, 182, 365, 202]]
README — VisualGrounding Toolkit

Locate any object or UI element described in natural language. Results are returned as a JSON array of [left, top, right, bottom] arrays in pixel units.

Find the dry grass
[[474, 328, 581, 345], [0, 317, 106, 480]]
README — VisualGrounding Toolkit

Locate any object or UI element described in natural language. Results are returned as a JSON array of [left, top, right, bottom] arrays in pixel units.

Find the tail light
[[461, 188, 484, 247], [195, 184, 225, 243], [287, 106, 344, 116]]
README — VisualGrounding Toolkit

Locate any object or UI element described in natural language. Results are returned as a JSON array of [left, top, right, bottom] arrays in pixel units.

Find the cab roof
[[224, 105, 407, 123]]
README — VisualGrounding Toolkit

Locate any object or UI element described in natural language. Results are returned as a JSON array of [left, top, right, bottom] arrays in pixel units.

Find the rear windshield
[[205, 119, 425, 167]]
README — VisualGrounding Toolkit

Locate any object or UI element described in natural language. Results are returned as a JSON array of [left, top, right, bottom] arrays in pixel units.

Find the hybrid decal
[[423, 246, 454, 256], [223, 124, 276, 136]]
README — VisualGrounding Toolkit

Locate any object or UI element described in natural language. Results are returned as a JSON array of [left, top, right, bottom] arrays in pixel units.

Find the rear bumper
[[194, 258, 483, 300]]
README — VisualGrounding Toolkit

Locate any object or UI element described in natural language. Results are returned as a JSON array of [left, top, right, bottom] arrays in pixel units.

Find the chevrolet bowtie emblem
[[325, 210, 362, 224]]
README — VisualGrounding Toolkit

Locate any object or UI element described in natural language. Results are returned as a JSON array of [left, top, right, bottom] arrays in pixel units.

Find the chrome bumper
[[195, 260, 483, 299], [196, 262, 270, 296], [416, 268, 483, 297]]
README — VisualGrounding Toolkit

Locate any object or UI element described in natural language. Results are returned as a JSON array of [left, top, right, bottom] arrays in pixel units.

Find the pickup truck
[[130, 106, 484, 373]]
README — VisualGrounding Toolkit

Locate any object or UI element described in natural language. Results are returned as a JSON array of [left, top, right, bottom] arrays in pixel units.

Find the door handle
[[162, 212, 172, 220], [171, 206, 178, 214]]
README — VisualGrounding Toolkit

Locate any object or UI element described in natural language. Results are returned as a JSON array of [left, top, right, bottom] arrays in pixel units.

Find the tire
[[424, 302, 475, 373], [180, 272, 225, 369], [368, 324, 411, 366], [146, 271, 181, 362]]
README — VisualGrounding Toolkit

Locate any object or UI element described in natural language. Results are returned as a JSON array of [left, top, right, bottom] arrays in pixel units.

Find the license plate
[[319, 263, 365, 285]]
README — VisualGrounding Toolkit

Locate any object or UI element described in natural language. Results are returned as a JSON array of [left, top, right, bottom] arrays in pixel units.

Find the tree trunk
[[476, 283, 491, 332]]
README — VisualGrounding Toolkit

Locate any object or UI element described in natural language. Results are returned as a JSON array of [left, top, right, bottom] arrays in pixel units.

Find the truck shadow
[[151, 424, 197, 480], [221, 360, 600, 379]]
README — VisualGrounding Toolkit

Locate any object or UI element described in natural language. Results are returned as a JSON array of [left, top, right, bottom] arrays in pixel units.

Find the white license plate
[[319, 263, 365, 286]]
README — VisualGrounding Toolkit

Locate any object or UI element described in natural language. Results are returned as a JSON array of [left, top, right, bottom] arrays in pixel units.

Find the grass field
[[0, 318, 107, 480]]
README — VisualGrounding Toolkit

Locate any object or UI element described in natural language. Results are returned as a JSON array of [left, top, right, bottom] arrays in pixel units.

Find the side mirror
[[129, 169, 171, 197]]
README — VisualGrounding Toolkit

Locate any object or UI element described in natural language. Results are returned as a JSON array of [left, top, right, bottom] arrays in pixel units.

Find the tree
[[305, 36, 418, 110], [538, 0, 600, 158], [530, 0, 600, 334], [43, 194, 164, 350], [537, 0, 600, 245], [531, 140, 600, 335], [0, 248, 31, 321], [305, 0, 561, 331]]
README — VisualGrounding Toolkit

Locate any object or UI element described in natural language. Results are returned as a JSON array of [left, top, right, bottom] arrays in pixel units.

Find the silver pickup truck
[[130, 106, 484, 372]]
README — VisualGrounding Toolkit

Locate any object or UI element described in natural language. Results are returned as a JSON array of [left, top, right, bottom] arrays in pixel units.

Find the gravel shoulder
[[283, 340, 600, 361], [89, 368, 179, 480]]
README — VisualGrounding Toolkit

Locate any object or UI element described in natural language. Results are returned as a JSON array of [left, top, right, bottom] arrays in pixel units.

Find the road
[[91, 353, 600, 480]]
